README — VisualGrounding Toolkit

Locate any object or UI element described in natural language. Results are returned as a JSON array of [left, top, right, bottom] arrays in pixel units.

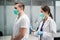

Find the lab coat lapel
[[39, 21, 43, 31], [43, 17, 50, 30]]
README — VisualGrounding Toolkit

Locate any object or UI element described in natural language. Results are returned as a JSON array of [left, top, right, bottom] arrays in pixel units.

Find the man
[[11, 2, 30, 40]]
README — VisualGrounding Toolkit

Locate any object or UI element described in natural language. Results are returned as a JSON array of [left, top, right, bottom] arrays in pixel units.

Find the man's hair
[[15, 2, 25, 10]]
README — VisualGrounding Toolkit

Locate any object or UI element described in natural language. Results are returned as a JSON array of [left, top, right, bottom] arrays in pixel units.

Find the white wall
[[0, 6, 4, 35], [56, 6, 60, 31]]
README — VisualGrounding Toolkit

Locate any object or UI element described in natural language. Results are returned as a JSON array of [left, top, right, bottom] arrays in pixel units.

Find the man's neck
[[18, 11, 24, 19]]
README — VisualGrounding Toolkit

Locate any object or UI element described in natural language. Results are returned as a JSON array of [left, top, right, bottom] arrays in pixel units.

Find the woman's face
[[40, 8, 48, 18]]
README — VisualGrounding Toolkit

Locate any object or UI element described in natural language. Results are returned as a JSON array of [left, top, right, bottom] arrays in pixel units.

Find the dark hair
[[15, 2, 25, 10], [41, 5, 53, 19]]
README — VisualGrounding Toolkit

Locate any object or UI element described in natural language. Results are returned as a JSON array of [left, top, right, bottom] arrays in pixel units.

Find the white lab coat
[[34, 16, 56, 40]]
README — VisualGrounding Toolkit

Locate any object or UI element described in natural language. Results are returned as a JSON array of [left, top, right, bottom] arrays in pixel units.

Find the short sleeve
[[19, 18, 29, 28]]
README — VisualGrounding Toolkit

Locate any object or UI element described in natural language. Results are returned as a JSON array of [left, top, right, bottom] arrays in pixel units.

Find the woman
[[34, 5, 57, 40]]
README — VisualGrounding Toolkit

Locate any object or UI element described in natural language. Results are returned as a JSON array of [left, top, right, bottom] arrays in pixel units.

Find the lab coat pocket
[[42, 32, 53, 40], [43, 32, 52, 38]]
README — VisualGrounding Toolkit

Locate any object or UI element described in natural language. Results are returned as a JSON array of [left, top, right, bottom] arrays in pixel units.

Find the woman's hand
[[37, 31, 43, 35]]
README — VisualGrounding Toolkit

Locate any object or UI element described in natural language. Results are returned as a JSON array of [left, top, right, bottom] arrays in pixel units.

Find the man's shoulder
[[22, 14, 29, 20]]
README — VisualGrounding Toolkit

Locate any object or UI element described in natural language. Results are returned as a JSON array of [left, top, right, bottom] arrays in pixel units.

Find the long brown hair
[[41, 5, 53, 19]]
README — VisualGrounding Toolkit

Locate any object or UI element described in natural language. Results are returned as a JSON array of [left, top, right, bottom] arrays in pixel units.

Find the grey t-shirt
[[13, 13, 30, 40]]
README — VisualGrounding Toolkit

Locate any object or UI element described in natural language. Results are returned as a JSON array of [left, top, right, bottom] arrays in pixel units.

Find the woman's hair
[[41, 5, 53, 19]]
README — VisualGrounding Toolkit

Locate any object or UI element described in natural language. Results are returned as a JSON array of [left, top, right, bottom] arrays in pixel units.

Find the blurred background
[[0, 0, 60, 40]]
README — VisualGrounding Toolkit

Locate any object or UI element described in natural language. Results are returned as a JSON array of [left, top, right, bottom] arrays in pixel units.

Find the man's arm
[[13, 28, 27, 40], [11, 36, 14, 40]]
